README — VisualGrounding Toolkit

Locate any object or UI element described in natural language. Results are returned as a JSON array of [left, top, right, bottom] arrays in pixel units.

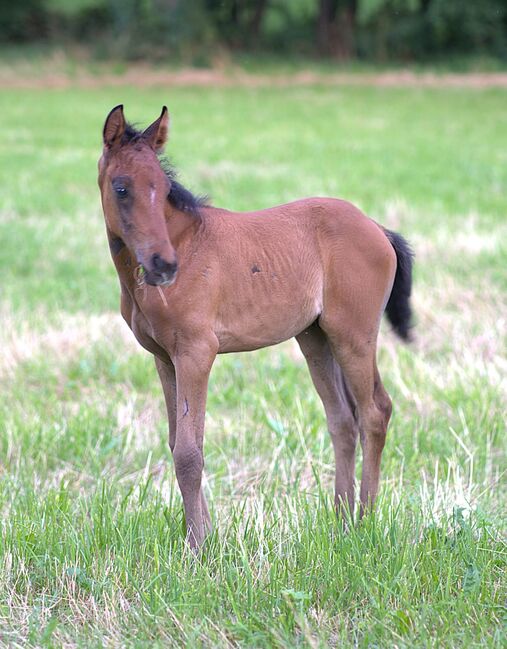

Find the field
[[0, 66, 506, 647]]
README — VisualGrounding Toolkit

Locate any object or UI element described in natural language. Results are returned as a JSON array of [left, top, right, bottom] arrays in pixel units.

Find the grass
[[0, 63, 506, 647]]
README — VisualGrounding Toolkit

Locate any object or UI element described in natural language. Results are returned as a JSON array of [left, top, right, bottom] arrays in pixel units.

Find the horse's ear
[[103, 104, 126, 150], [143, 106, 169, 153]]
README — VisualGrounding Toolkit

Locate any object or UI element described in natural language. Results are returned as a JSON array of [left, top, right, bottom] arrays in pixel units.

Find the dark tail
[[384, 229, 414, 341]]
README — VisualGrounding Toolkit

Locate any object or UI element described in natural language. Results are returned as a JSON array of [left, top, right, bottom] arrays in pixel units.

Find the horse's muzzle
[[144, 254, 178, 287]]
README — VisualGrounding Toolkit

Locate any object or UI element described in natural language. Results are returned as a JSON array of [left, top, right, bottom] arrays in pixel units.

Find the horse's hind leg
[[318, 324, 392, 517], [296, 323, 359, 516]]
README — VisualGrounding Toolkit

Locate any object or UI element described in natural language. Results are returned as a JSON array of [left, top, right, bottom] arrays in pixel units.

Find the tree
[[317, 0, 357, 60]]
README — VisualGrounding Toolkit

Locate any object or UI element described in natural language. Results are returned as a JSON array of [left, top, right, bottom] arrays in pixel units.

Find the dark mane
[[160, 159, 209, 219], [122, 122, 209, 218]]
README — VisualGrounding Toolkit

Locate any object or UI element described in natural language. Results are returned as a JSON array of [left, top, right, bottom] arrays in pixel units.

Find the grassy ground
[[0, 70, 505, 647]]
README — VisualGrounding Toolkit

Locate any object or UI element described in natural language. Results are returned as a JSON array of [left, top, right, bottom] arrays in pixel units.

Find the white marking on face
[[150, 188, 156, 208]]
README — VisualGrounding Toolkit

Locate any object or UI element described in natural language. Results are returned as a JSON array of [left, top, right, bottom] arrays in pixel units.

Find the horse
[[98, 105, 414, 549]]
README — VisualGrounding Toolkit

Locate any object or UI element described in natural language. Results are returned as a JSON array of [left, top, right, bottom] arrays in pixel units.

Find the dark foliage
[[1, 0, 506, 62]]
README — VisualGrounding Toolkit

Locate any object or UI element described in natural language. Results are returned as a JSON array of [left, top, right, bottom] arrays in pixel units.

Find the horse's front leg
[[172, 337, 218, 549], [155, 356, 212, 536], [155, 357, 177, 451]]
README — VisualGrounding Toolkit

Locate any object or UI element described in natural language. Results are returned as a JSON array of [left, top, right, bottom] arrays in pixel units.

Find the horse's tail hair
[[384, 229, 414, 341]]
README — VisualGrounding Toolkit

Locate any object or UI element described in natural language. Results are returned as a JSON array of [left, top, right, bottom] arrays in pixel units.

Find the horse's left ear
[[143, 106, 169, 153]]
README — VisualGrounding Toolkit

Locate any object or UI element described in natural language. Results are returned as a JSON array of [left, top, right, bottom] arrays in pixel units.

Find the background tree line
[[2, 0, 507, 62]]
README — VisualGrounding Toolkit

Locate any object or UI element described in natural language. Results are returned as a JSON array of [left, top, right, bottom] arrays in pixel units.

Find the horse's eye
[[115, 186, 128, 198]]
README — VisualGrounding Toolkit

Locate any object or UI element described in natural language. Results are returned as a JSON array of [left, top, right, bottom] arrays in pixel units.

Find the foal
[[98, 105, 414, 548]]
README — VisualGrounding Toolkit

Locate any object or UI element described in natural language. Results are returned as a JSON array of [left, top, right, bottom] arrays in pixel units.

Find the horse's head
[[98, 105, 178, 287]]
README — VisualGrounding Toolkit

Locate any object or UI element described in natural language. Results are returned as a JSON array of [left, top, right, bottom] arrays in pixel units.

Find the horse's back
[[204, 196, 395, 279], [205, 196, 386, 239]]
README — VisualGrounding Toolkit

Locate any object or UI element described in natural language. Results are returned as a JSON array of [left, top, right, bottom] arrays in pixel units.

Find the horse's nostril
[[152, 253, 164, 270]]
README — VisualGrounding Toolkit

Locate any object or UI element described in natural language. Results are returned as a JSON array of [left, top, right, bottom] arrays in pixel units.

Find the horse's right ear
[[103, 104, 126, 150]]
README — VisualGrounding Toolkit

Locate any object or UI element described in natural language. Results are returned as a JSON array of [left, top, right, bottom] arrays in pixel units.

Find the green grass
[[0, 67, 505, 647]]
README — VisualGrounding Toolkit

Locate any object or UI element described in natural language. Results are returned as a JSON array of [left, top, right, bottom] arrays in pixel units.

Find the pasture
[[0, 70, 505, 647]]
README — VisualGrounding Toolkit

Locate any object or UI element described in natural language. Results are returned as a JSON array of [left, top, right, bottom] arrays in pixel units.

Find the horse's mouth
[[144, 271, 177, 287]]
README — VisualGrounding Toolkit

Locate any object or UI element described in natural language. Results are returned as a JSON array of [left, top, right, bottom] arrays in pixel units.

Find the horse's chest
[[128, 292, 182, 360], [130, 304, 165, 356]]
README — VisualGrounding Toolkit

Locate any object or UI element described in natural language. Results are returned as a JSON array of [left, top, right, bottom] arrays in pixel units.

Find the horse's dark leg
[[296, 323, 359, 517], [155, 357, 212, 535], [171, 337, 218, 549], [319, 325, 392, 518]]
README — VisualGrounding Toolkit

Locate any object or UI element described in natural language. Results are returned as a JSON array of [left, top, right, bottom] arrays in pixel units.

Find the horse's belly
[[215, 292, 321, 353]]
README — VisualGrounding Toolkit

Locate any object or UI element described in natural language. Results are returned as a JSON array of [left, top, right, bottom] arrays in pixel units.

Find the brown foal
[[98, 105, 414, 549]]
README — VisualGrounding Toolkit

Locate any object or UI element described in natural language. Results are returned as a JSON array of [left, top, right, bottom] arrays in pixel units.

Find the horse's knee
[[173, 445, 203, 489], [361, 399, 390, 448], [370, 375, 392, 430]]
